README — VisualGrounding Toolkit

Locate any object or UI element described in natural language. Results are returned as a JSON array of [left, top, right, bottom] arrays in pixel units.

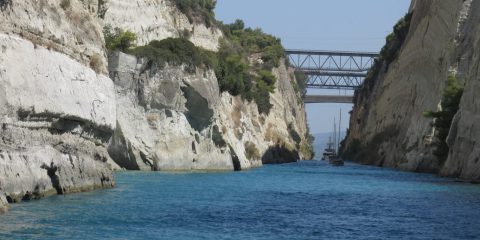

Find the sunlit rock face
[[107, 52, 310, 171], [103, 0, 223, 51], [0, 0, 312, 213], [0, 0, 117, 211], [103, 0, 312, 172], [342, 0, 480, 181]]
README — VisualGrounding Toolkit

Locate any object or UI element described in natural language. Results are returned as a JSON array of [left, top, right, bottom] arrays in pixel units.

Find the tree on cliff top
[[170, 0, 217, 27], [104, 26, 137, 53]]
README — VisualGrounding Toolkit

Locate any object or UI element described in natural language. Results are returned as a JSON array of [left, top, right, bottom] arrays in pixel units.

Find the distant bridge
[[303, 95, 353, 104], [285, 49, 379, 90], [285, 49, 378, 104]]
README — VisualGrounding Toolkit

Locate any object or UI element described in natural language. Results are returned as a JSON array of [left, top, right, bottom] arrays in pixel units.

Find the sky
[[215, 0, 411, 134]]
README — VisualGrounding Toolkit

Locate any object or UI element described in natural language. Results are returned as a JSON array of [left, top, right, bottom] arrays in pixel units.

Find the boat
[[321, 136, 335, 161], [327, 110, 344, 167], [329, 155, 344, 166]]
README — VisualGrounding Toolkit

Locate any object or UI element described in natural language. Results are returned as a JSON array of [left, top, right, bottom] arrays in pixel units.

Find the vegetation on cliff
[[105, 17, 285, 115], [103, 8, 313, 155], [216, 19, 284, 114], [129, 38, 217, 73], [104, 26, 137, 52], [424, 74, 464, 163], [169, 0, 216, 28]]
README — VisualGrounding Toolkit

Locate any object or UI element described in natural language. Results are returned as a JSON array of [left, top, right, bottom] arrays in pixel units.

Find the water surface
[[1, 161, 480, 239]]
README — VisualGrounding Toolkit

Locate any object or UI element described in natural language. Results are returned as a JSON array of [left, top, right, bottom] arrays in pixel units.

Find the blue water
[[1, 161, 480, 240]]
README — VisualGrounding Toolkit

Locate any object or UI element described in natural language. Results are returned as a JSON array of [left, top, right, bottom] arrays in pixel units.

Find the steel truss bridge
[[285, 49, 379, 91]]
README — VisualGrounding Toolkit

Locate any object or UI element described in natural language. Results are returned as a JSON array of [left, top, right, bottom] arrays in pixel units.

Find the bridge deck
[[285, 49, 379, 57], [304, 95, 354, 104]]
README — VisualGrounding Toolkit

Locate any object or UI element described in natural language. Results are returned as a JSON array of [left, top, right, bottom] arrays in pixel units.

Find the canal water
[[1, 160, 480, 239]]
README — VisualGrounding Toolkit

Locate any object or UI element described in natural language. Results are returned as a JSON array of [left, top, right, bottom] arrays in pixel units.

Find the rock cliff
[[342, 0, 480, 181], [103, 0, 311, 171], [441, 0, 480, 181], [0, 0, 312, 211], [0, 0, 117, 211], [107, 52, 310, 171], [103, 0, 223, 51]]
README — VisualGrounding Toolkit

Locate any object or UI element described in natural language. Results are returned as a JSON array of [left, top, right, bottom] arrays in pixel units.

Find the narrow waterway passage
[[1, 161, 480, 239]]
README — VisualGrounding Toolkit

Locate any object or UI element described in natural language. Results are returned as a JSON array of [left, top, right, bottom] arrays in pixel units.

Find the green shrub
[[104, 26, 137, 52], [215, 19, 284, 114], [169, 0, 216, 27], [262, 44, 284, 68], [222, 20, 284, 69], [380, 12, 413, 68], [253, 81, 273, 115], [257, 70, 276, 92], [215, 54, 250, 95], [129, 38, 216, 73], [424, 74, 464, 162]]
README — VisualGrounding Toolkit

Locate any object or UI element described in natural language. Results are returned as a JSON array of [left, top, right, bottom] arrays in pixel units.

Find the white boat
[[327, 110, 344, 167], [322, 136, 335, 161]]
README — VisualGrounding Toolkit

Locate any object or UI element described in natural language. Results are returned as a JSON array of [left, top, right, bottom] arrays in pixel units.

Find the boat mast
[[333, 117, 337, 153], [338, 109, 342, 155]]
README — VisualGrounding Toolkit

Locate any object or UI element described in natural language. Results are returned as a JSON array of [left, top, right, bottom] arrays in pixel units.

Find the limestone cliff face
[[342, 0, 480, 181], [103, 0, 222, 51], [102, 0, 310, 171], [441, 0, 480, 181], [108, 52, 310, 171], [0, 0, 117, 211], [0, 0, 311, 211]]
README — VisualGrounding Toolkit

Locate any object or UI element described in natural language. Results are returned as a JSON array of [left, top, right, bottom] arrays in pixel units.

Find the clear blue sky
[[215, 0, 411, 134]]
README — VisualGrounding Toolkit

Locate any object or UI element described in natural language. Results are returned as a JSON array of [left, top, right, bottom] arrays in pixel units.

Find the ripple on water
[[1, 160, 480, 240]]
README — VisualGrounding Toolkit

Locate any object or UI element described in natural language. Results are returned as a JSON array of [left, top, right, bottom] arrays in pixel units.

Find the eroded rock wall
[[103, 0, 223, 51], [0, 0, 312, 212], [343, 0, 480, 181], [0, 0, 117, 211], [108, 52, 310, 171], [103, 0, 311, 171], [441, 0, 480, 181]]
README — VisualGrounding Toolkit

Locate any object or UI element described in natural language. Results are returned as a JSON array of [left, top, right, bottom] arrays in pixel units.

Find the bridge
[[285, 49, 379, 103], [303, 95, 354, 104]]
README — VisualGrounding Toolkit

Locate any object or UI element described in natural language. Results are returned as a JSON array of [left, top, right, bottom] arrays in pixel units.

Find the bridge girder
[[285, 49, 379, 90], [286, 49, 378, 73], [306, 75, 364, 90]]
